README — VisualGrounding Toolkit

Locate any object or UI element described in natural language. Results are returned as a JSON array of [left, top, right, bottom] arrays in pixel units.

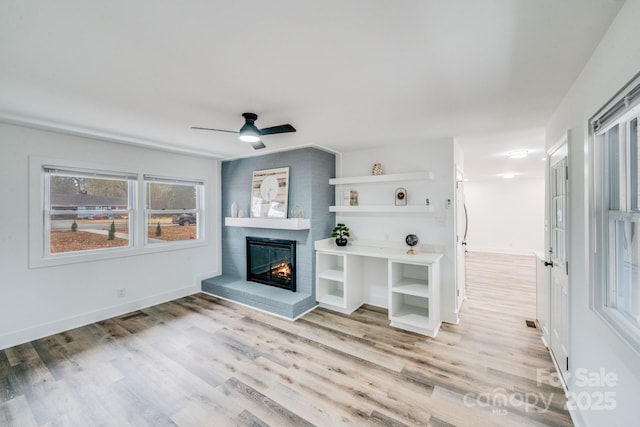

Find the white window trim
[[589, 73, 640, 356], [29, 156, 208, 269], [143, 175, 205, 247], [44, 167, 137, 257]]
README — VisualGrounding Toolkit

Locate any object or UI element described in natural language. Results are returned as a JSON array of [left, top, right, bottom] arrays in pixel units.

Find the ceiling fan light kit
[[239, 129, 261, 143], [239, 113, 261, 143], [192, 112, 296, 150], [239, 134, 261, 143]]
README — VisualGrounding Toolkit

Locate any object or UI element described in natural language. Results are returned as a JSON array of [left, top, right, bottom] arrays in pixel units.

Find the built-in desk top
[[314, 238, 444, 264]]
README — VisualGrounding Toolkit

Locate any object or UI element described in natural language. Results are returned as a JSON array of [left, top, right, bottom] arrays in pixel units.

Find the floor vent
[[525, 320, 537, 328]]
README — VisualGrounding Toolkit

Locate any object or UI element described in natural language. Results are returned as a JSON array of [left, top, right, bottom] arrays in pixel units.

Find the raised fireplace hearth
[[246, 236, 296, 292]]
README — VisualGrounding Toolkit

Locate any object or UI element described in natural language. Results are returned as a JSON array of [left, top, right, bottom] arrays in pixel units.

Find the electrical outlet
[[117, 288, 126, 298]]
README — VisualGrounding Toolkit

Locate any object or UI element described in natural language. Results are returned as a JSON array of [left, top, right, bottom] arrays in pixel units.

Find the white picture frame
[[250, 167, 289, 218]]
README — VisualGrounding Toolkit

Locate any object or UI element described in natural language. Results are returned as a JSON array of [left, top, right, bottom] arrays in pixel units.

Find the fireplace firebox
[[246, 237, 296, 292]]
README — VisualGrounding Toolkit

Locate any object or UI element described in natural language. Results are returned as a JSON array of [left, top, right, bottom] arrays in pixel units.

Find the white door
[[455, 168, 466, 310], [548, 140, 569, 385]]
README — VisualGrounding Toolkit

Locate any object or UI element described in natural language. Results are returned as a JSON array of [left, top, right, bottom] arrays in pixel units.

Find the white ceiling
[[0, 0, 624, 174], [456, 127, 546, 180]]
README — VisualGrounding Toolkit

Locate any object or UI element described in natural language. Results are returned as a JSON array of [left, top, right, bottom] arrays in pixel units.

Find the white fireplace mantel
[[224, 217, 311, 230]]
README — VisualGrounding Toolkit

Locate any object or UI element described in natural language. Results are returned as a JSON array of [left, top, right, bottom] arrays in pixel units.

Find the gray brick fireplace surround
[[202, 147, 336, 318]]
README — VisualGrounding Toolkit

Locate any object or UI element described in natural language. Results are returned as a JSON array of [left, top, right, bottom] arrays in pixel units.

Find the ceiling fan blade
[[191, 126, 239, 134], [250, 139, 266, 150], [259, 124, 296, 136]]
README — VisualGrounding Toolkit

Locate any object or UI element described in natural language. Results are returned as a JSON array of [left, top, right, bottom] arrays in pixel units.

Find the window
[[44, 167, 136, 255], [144, 175, 204, 244], [33, 161, 208, 267], [591, 76, 640, 354]]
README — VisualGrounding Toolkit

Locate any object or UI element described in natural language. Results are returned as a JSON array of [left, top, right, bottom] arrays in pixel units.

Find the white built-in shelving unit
[[317, 170, 442, 335], [314, 239, 443, 336], [316, 251, 364, 314], [388, 259, 440, 336]]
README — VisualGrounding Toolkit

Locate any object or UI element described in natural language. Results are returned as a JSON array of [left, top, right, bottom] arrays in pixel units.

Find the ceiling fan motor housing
[[239, 112, 261, 143], [242, 112, 258, 122]]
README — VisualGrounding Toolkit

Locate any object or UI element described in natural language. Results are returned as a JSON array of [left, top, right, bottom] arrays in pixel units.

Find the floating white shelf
[[329, 171, 433, 185], [329, 205, 433, 213], [391, 280, 430, 297], [390, 306, 430, 328], [317, 269, 344, 282], [224, 217, 310, 230], [318, 292, 345, 308]]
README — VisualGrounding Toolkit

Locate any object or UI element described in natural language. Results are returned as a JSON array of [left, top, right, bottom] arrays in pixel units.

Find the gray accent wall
[[202, 147, 335, 318]]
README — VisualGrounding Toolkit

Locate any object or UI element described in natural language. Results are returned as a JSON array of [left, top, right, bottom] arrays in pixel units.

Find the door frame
[[455, 166, 466, 312], [546, 131, 571, 391]]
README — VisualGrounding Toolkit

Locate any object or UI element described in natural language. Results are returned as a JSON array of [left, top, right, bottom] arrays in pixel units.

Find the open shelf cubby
[[316, 278, 345, 308], [388, 259, 440, 336], [390, 293, 430, 328]]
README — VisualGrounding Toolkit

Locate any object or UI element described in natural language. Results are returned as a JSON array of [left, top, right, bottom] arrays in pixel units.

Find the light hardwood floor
[[0, 252, 572, 426]]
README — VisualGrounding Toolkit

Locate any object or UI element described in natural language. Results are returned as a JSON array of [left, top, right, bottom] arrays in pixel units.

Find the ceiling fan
[[192, 112, 296, 150]]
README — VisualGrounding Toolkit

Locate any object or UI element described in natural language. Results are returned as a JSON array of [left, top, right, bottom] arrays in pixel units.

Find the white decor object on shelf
[[231, 201, 239, 218], [290, 205, 304, 218]]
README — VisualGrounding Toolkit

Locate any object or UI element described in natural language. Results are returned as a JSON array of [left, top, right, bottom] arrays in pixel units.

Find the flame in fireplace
[[273, 262, 292, 280]]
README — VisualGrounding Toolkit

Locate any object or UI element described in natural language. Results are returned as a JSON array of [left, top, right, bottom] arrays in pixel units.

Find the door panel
[[456, 168, 466, 311], [549, 147, 569, 384]]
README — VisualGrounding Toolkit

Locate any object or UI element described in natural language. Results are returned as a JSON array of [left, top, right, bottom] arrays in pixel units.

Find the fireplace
[[246, 237, 296, 292]]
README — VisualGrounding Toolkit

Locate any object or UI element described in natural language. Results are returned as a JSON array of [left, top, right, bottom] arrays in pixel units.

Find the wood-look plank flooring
[[0, 252, 572, 426]]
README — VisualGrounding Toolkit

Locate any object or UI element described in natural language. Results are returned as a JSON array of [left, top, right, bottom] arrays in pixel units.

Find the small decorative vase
[[335, 237, 348, 247], [290, 205, 304, 218], [231, 201, 239, 218], [372, 163, 383, 175]]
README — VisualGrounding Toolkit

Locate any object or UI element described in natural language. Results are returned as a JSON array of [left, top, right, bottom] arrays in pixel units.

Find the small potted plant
[[331, 223, 350, 247]]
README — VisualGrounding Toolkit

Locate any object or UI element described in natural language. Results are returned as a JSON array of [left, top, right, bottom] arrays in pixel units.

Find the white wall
[[464, 178, 544, 254], [546, 1, 640, 425], [0, 123, 221, 349], [336, 139, 459, 323]]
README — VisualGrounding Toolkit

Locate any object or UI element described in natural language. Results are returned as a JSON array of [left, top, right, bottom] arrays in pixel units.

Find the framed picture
[[251, 167, 289, 218]]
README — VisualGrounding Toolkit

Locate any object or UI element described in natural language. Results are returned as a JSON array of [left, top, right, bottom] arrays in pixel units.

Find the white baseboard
[[441, 311, 460, 325], [0, 285, 199, 350], [568, 406, 587, 427], [544, 345, 585, 427]]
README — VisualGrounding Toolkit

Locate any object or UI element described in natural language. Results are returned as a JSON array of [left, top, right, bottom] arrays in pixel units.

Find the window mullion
[[631, 118, 640, 211]]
